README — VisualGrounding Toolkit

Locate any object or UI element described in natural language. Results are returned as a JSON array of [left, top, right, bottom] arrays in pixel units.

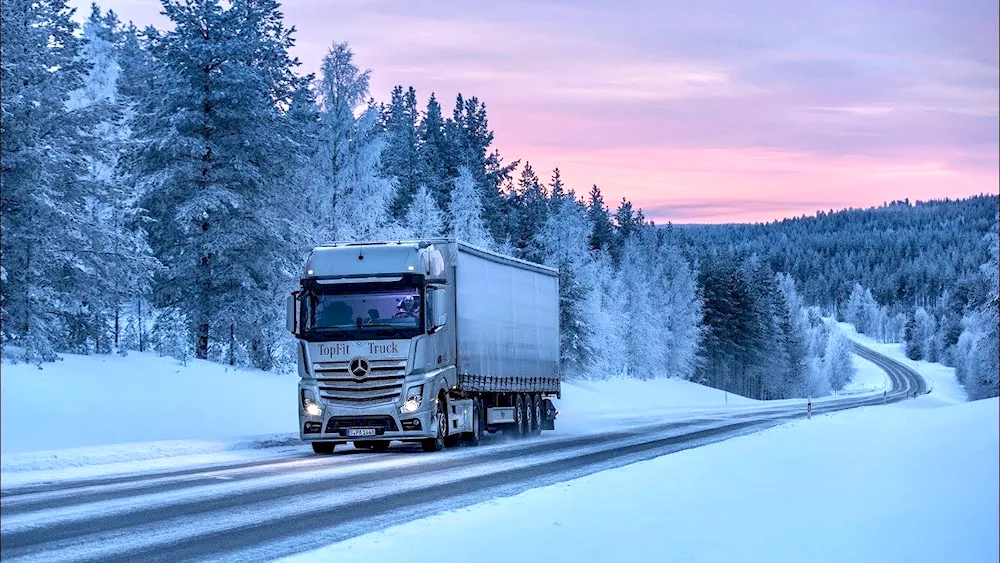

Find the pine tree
[[618, 233, 665, 379], [405, 186, 445, 238], [584, 251, 628, 380], [384, 85, 421, 219], [331, 103, 401, 242], [1, 0, 92, 361], [129, 0, 307, 364], [449, 167, 494, 249], [824, 325, 856, 392], [65, 5, 158, 355], [418, 93, 453, 210], [538, 193, 594, 372], [587, 185, 614, 252], [514, 162, 548, 262]]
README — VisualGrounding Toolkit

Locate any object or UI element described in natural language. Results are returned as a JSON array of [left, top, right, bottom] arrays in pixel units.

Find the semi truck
[[286, 239, 561, 453]]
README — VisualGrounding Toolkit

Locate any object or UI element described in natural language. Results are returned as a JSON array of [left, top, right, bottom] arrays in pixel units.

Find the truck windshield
[[301, 287, 422, 340]]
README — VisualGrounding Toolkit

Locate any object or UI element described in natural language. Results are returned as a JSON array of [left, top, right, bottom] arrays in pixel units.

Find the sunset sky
[[75, 0, 999, 224]]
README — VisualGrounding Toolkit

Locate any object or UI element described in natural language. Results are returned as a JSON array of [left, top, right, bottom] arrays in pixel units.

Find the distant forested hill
[[677, 195, 998, 313], [675, 194, 998, 399]]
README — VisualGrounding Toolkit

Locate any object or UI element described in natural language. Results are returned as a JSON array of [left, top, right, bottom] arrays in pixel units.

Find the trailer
[[287, 240, 560, 453]]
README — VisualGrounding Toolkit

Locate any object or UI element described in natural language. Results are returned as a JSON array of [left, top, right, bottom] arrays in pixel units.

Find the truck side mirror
[[286, 292, 298, 334], [427, 288, 447, 334]]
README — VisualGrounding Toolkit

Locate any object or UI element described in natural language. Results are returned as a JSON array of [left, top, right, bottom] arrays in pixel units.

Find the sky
[[74, 0, 1000, 224]]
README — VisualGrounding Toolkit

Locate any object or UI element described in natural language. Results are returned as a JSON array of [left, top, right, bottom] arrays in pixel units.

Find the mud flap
[[541, 398, 557, 431]]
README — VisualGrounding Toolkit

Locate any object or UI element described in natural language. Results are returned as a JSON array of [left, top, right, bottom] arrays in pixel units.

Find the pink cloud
[[74, 0, 999, 224]]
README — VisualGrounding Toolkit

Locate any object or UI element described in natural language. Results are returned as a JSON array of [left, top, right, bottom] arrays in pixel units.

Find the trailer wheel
[[311, 442, 335, 455], [512, 394, 527, 437], [463, 397, 483, 446], [421, 398, 447, 452], [530, 394, 542, 436]]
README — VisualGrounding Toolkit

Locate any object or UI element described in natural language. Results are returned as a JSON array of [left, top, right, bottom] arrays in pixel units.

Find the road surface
[[0, 343, 925, 562]]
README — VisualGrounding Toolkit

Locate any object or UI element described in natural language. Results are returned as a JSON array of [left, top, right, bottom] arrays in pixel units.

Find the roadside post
[[807, 399, 812, 419]]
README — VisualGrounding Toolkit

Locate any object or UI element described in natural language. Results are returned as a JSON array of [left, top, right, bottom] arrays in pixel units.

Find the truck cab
[[288, 241, 457, 453]]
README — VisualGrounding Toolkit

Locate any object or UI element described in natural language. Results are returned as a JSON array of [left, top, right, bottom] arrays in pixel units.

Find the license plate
[[346, 428, 377, 437]]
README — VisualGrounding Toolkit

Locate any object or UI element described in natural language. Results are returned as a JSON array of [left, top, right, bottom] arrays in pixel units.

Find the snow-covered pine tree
[[775, 273, 810, 397], [585, 251, 628, 380], [1, 0, 93, 361], [653, 234, 702, 381], [449, 166, 494, 249], [130, 0, 307, 364], [405, 186, 445, 238], [618, 232, 665, 380], [331, 103, 401, 241], [538, 192, 594, 373], [955, 220, 999, 399], [823, 325, 856, 392], [513, 163, 548, 263], [66, 5, 157, 355], [587, 185, 615, 252], [384, 85, 421, 219], [418, 94, 454, 211], [312, 42, 400, 243]]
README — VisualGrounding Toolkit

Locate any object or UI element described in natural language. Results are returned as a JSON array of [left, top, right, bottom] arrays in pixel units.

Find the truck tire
[[512, 394, 527, 437], [464, 398, 483, 446], [311, 442, 335, 455], [530, 394, 542, 436], [421, 398, 447, 452]]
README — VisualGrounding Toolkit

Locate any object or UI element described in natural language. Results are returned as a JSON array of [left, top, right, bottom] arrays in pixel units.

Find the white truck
[[287, 240, 561, 453]]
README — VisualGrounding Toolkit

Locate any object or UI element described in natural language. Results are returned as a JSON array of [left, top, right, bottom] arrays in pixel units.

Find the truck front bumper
[[299, 402, 435, 443]]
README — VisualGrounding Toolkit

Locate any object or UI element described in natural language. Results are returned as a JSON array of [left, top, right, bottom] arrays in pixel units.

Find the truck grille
[[314, 359, 407, 406]]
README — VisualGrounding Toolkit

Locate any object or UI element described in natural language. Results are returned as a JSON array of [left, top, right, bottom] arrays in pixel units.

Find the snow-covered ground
[[281, 398, 1000, 563], [839, 322, 968, 405], [0, 352, 300, 459], [840, 354, 891, 395]]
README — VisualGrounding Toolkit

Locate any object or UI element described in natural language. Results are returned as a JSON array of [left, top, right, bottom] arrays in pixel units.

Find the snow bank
[[839, 354, 890, 395], [0, 352, 299, 457], [839, 322, 968, 404], [556, 375, 759, 431], [284, 398, 1000, 563]]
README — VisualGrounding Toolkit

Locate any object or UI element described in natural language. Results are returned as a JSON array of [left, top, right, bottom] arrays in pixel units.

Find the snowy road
[[0, 344, 924, 563]]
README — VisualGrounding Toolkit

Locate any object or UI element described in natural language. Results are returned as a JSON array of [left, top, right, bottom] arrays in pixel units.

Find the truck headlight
[[400, 385, 423, 413], [301, 389, 322, 417]]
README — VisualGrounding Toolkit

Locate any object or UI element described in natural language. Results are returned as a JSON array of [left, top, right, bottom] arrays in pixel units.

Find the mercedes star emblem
[[349, 357, 370, 378]]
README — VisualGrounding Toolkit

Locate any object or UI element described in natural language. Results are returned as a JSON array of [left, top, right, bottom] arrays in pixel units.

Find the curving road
[[0, 342, 925, 563]]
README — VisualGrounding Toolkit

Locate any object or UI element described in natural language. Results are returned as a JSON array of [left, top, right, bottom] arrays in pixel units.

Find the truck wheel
[[530, 394, 542, 436], [464, 398, 483, 446], [421, 398, 447, 452], [311, 442, 335, 455]]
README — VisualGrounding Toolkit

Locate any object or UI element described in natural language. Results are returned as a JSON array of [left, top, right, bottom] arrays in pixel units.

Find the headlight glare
[[401, 385, 424, 413], [301, 389, 321, 416]]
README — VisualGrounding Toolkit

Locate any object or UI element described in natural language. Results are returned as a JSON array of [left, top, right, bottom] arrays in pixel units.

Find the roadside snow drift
[[282, 398, 1000, 563], [0, 353, 299, 458]]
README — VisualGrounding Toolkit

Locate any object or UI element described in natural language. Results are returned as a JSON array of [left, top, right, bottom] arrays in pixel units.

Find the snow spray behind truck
[[287, 240, 561, 453]]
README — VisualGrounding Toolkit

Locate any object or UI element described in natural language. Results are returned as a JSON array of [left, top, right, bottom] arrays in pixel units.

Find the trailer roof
[[313, 239, 559, 277]]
